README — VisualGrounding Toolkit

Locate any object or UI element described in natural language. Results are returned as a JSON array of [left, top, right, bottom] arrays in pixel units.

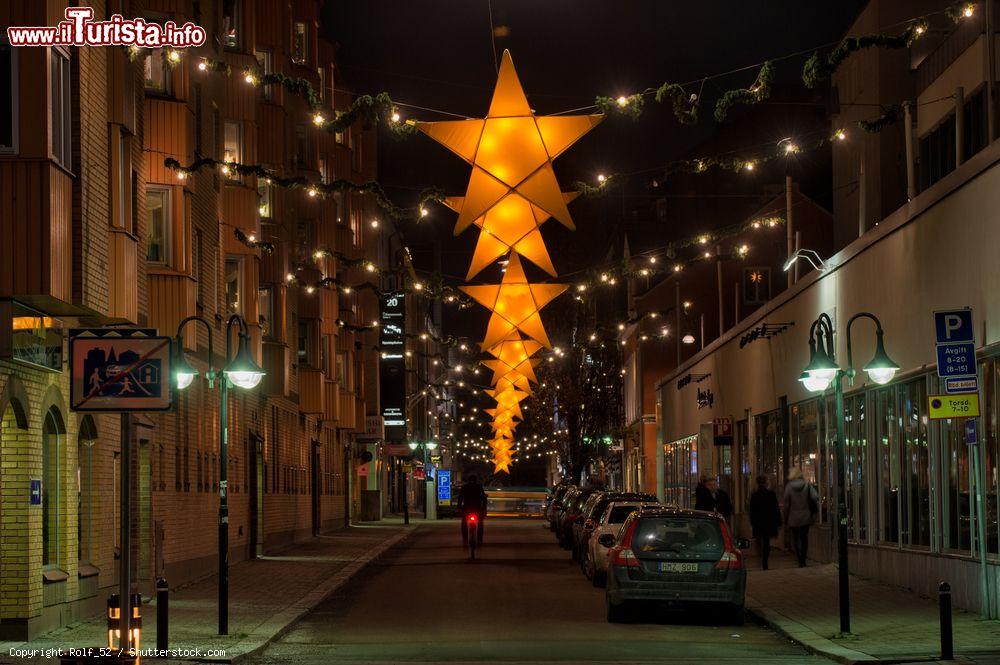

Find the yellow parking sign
[[928, 394, 980, 420]]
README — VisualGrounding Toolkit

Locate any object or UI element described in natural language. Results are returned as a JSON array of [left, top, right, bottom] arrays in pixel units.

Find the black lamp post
[[174, 314, 265, 635], [799, 312, 899, 635]]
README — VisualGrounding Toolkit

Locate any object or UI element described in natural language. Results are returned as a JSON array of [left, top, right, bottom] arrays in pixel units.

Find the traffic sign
[[69, 329, 173, 412], [934, 309, 974, 344], [946, 377, 979, 394], [713, 417, 733, 446], [965, 419, 979, 445], [437, 470, 452, 504], [936, 343, 977, 379], [928, 394, 980, 420]]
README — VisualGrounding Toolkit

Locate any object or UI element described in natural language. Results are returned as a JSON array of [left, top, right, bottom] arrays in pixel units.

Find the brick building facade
[[0, 0, 386, 639]]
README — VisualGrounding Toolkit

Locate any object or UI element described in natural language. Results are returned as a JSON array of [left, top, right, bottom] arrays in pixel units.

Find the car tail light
[[584, 519, 596, 531], [715, 519, 743, 571], [610, 519, 640, 568]]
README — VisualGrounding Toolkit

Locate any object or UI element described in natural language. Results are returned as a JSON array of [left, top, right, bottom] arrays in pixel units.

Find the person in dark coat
[[784, 467, 819, 567], [748, 475, 781, 570], [694, 476, 733, 520]]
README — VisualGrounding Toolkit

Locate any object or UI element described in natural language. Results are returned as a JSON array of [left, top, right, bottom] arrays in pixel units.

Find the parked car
[[545, 483, 574, 531], [557, 486, 601, 549], [604, 507, 749, 625], [552, 486, 580, 541], [585, 499, 661, 587], [572, 492, 657, 564]]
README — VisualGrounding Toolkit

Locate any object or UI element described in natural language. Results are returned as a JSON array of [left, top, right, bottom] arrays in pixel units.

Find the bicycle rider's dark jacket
[[457, 482, 488, 514]]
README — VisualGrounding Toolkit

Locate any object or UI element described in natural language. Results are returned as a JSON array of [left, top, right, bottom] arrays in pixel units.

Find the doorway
[[311, 440, 321, 536], [248, 433, 264, 558]]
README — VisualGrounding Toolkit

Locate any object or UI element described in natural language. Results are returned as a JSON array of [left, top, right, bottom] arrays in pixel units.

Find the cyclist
[[457, 474, 488, 548]]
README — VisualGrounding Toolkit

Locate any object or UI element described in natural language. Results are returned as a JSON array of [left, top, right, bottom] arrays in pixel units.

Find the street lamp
[[174, 314, 264, 635], [799, 311, 897, 635]]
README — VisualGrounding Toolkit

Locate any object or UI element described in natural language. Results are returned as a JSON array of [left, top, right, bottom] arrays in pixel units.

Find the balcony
[[338, 390, 357, 430], [298, 367, 325, 414], [148, 272, 197, 350], [323, 380, 340, 423], [262, 341, 290, 397]]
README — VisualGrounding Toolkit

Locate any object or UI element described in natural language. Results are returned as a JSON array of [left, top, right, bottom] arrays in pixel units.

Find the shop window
[[225, 256, 244, 316], [146, 186, 171, 264], [42, 408, 65, 568], [943, 408, 973, 552], [900, 379, 931, 548], [844, 395, 868, 543], [875, 384, 901, 544], [1, 41, 18, 154], [292, 21, 308, 65], [50, 47, 72, 168], [985, 359, 1000, 554], [222, 0, 242, 49], [755, 410, 781, 490]]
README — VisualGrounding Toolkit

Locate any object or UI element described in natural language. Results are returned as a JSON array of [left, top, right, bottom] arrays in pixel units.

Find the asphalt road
[[250, 519, 821, 664]]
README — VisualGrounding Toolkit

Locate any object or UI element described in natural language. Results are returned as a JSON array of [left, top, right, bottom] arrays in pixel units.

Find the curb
[[745, 598, 878, 665], [204, 525, 419, 664]]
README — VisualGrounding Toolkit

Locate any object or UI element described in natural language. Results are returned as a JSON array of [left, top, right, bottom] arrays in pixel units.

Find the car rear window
[[608, 505, 641, 523], [633, 518, 724, 555]]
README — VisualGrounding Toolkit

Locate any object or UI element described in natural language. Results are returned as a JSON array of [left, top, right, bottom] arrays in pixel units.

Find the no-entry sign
[[70, 329, 173, 412]]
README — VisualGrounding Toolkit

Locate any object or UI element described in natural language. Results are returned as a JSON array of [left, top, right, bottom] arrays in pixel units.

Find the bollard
[[939, 582, 953, 660], [156, 577, 169, 651]]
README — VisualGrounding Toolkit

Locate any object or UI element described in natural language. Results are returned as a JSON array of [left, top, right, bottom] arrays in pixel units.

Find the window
[[743, 267, 771, 306], [1, 41, 18, 153], [144, 48, 172, 95], [844, 394, 868, 543], [336, 350, 348, 386], [350, 208, 362, 248], [259, 286, 273, 337], [254, 49, 273, 101], [875, 385, 901, 544], [223, 121, 243, 181], [50, 48, 71, 168], [42, 408, 64, 568], [292, 22, 308, 64], [294, 123, 309, 168], [112, 128, 134, 232], [146, 186, 170, 264], [334, 111, 345, 144], [900, 379, 931, 548], [223, 0, 242, 49], [319, 156, 329, 184], [755, 410, 781, 491], [919, 114, 956, 191], [78, 417, 97, 563], [257, 177, 272, 218], [298, 319, 312, 365], [317, 66, 326, 104], [225, 256, 243, 315]]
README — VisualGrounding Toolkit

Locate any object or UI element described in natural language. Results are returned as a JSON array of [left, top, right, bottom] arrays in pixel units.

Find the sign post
[[69, 328, 173, 653], [932, 309, 990, 618]]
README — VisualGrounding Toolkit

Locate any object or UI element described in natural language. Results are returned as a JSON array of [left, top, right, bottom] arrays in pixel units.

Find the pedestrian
[[694, 475, 733, 520], [748, 475, 781, 570], [456, 474, 488, 547], [783, 467, 819, 567]]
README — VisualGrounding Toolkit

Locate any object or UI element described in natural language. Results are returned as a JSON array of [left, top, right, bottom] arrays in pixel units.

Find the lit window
[[143, 48, 172, 94], [50, 47, 71, 168], [334, 111, 344, 145], [225, 256, 243, 315], [257, 176, 272, 218], [223, 0, 242, 49], [319, 156, 329, 184], [259, 286, 273, 337], [223, 121, 242, 181], [146, 186, 170, 264], [0, 41, 18, 154], [317, 66, 326, 104], [254, 49, 272, 101], [292, 22, 308, 65], [350, 209, 362, 248]]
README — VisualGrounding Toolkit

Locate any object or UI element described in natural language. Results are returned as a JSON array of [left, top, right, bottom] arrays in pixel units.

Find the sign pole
[[971, 431, 991, 618], [119, 412, 132, 652], [219, 375, 229, 635]]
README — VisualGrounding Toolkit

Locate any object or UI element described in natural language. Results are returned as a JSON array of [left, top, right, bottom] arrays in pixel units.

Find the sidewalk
[[745, 551, 1000, 664], [0, 519, 417, 664]]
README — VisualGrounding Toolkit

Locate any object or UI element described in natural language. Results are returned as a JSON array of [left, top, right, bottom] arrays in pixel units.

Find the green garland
[[714, 61, 773, 122], [596, 94, 644, 118], [165, 157, 443, 221], [234, 228, 274, 254], [802, 25, 920, 88], [654, 83, 699, 124], [858, 105, 902, 133]]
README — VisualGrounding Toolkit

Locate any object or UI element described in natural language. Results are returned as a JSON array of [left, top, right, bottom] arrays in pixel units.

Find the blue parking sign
[[437, 470, 451, 503], [934, 309, 974, 344]]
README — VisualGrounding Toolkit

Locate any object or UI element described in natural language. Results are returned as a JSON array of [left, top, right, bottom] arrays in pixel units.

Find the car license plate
[[660, 562, 698, 573]]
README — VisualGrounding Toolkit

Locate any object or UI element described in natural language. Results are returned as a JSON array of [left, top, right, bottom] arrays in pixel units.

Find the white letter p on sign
[[944, 314, 963, 339]]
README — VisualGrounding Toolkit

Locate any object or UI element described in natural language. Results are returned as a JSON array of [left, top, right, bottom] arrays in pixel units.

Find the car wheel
[[726, 604, 746, 626], [583, 552, 593, 579], [606, 597, 629, 623]]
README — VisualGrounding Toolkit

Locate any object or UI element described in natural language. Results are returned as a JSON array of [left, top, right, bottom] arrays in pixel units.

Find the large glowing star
[[416, 51, 602, 235], [484, 335, 543, 383], [484, 386, 531, 409], [460, 254, 566, 349], [443, 192, 579, 279]]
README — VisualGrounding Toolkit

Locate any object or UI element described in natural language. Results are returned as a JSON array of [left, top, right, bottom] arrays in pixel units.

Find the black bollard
[[939, 582, 953, 660], [156, 577, 169, 651]]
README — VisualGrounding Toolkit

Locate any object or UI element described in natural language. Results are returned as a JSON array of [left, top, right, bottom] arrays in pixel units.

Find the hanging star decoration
[[416, 51, 602, 472]]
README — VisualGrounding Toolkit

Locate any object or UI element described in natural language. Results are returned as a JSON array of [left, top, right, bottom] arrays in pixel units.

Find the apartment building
[[0, 0, 387, 639]]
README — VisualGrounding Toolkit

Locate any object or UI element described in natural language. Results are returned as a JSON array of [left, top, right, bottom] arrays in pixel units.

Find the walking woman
[[783, 467, 819, 567]]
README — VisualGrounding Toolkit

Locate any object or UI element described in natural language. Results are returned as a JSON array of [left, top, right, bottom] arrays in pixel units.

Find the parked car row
[[544, 483, 750, 624]]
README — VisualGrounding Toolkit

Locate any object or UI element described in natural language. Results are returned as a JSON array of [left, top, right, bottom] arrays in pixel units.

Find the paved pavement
[[0, 520, 416, 664], [249, 519, 819, 664], [745, 551, 1000, 664]]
